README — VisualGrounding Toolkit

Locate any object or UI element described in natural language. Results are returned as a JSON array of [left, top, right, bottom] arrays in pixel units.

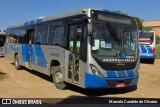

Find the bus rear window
[[139, 32, 154, 45]]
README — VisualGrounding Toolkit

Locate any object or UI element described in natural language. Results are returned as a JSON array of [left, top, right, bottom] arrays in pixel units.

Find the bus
[[139, 30, 156, 62], [0, 30, 6, 56], [5, 8, 140, 90]]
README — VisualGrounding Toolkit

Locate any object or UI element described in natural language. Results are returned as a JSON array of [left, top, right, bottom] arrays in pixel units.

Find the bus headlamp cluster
[[90, 64, 103, 77]]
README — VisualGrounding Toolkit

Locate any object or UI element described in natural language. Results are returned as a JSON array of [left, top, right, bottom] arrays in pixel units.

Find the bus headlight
[[90, 64, 103, 77]]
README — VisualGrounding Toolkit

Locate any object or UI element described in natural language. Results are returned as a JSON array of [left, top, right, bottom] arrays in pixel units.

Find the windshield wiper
[[105, 22, 119, 41]]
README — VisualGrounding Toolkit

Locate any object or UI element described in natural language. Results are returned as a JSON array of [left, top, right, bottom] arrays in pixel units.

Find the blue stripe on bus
[[117, 71, 127, 78], [140, 45, 152, 54], [140, 54, 156, 59], [22, 44, 29, 61], [107, 70, 134, 78], [30, 45, 36, 64], [36, 18, 43, 23], [24, 19, 43, 26], [85, 73, 139, 88], [34, 45, 47, 68], [140, 45, 147, 53], [24, 22, 29, 26], [85, 73, 107, 88], [146, 46, 152, 53], [127, 70, 135, 77], [107, 71, 117, 78], [30, 20, 35, 24]]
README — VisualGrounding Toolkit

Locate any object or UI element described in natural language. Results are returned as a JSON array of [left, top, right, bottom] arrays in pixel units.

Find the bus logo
[[121, 52, 126, 59]]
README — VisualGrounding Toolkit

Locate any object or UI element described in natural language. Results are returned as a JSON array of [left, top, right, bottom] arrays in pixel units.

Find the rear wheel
[[52, 66, 68, 90], [14, 55, 21, 70]]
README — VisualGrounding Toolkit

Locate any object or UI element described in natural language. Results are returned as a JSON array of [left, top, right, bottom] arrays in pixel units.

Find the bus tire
[[52, 66, 68, 90], [14, 55, 21, 70]]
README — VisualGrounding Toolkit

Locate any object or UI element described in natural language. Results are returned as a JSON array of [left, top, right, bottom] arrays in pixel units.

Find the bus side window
[[48, 24, 55, 45], [35, 31, 41, 44], [48, 24, 64, 46], [54, 26, 64, 45], [8, 28, 18, 43], [35, 24, 48, 45], [18, 27, 26, 43]]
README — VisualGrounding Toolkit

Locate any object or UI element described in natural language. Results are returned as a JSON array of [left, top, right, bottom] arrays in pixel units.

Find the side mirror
[[87, 22, 92, 36], [82, 16, 93, 36]]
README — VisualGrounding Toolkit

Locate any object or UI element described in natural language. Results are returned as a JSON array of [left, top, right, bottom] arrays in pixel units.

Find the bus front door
[[27, 29, 35, 68], [68, 24, 83, 84]]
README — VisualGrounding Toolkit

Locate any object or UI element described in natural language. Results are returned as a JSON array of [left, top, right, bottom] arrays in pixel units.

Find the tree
[[156, 36, 160, 44], [135, 17, 143, 30], [142, 26, 152, 30]]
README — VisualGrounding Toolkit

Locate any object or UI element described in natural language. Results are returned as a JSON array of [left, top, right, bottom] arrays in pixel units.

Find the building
[[142, 21, 160, 37], [0, 30, 6, 35]]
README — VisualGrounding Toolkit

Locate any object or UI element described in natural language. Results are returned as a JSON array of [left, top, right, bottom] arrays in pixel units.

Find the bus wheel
[[52, 66, 68, 90], [14, 55, 21, 70]]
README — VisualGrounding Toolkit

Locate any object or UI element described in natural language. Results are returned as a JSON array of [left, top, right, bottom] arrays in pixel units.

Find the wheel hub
[[15, 59, 18, 67], [55, 72, 63, 84]]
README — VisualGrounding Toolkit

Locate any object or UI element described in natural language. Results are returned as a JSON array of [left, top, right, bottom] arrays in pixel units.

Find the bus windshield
[[139, 32, 154, 45], [91, 23, 138, 63]]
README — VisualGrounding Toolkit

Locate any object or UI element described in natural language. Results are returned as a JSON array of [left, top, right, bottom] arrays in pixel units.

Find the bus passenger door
[[68, 24, 84, 84], [27, 29, 35, 67]]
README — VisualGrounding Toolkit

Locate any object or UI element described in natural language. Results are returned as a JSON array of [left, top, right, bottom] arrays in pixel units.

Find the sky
[[0, 0, 160, 30]]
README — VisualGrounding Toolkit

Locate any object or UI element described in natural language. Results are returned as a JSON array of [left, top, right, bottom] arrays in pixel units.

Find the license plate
[[116, 83, 125, 88]]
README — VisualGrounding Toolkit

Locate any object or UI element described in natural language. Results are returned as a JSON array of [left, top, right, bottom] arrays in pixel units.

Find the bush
[[156, 36, 160, 44], [156, 45, 160, 59]]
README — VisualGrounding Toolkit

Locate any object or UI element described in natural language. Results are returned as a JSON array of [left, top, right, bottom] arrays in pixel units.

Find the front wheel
[[52, 66, 68, 90], [14, 55, 21, 70]]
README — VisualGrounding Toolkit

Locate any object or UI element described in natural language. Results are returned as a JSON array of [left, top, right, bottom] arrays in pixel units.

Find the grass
[[156, 45, 160, 59], [0, 70, 6, 81], [0, 74, 5, 81]]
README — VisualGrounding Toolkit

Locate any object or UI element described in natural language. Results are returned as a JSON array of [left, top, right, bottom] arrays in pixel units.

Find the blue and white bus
[[0, 30, 6, 56], [5, 8, 140, 90], [139, 30, 156, 62]]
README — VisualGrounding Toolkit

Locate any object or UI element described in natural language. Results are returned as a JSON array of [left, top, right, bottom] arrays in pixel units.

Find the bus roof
[[7, 8, 132, 29], [7, 8, 94, 29]]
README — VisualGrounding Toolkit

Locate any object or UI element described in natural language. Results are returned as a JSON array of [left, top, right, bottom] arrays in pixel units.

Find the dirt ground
[[0, 57, 160, 99]]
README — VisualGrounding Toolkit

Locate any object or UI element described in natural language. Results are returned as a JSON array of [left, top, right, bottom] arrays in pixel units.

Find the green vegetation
[[157, 45, 160, 59], [135, 17, 143, 30], [156, 36, 160, 59], [142, 26, 152, 30], [0, 71, 6, 81], [156, 36, 160, 44]]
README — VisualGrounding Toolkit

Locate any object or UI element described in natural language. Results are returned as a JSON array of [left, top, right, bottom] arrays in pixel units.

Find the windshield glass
[[91, 23, 138, 63], [139, 32, 154, 45]]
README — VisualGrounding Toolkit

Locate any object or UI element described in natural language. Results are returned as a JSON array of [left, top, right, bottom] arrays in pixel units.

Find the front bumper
[[140, 53, 156, 59], [85, 73, 139, 88]]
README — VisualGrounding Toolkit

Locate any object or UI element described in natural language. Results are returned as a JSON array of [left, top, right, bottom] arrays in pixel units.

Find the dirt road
[[0, 57, 160, 99]]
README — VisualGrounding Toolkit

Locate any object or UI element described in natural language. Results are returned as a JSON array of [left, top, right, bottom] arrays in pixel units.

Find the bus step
[[26, 66, 33, 70]]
